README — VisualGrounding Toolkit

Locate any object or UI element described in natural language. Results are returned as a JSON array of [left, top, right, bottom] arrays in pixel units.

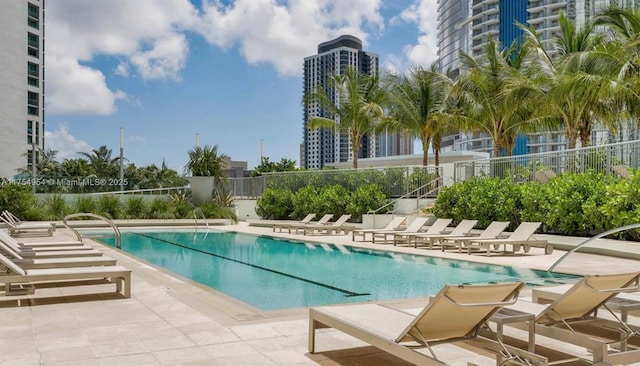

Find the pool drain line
[[131, 232, 370, 298]]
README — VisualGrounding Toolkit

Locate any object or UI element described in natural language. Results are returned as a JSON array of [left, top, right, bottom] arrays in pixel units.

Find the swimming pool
[[98, 230, 577, 310]]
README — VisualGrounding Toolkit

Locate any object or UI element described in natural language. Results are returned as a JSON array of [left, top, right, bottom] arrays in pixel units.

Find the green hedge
[[432, 171, 639, 239], [256, 184, 389, 222]]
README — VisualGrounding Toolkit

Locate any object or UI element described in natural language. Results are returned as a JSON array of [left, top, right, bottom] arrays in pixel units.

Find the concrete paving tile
[[84, 324, 140, 344], [270, 319, 310, 336], [92, 340, 149, 358], [263, 349, 317, 365], [201, 341, 259, 359], [36, 329, 91, 351], [152, 346, 211, 365], [202, 353, 278, 365], [141, 334, 197, 352], [0, 352, 40, 366], [127, 321, 183, 340], [184, 327, 240, 346], [231, 323, 283, 340], [98, 353, 161, 366], [0, 338, 38, 353], [42, 359, 102, 366], [39, 345, 97, 363]]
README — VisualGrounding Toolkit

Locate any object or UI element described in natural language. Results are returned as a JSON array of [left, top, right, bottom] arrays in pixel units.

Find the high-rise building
[[302, 35, 379, 169], [0, 0, 45, 179], [437, 0, 640, 156]]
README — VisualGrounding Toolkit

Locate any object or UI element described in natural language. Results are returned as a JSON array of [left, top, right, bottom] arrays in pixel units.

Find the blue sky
[[44, 0, 438, 172]]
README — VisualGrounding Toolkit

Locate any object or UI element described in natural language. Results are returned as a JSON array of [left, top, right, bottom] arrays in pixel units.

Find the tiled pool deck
[[1, 222, 639, 365]]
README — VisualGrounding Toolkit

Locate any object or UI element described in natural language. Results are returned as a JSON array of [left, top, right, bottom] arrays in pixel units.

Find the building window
[[28, 92, 39, 116], [28, 2, 40, 30], [28, 32, 39, 58]]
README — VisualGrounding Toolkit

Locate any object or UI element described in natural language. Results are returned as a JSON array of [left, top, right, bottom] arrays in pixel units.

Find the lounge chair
[[1, 214, 55, 237], [370, 217, 429, 244], [390, 218, 452, 246], [272, 213, 316, 233], [302, 215, 353, 235], [439, 221, 510, 253], [0, 247, 131, 298], [408, 219, 478, 249], [288, 214, 334, 234], [0, 234, 103, 258], [351, 216, 406, 241], [501, 272, 640, 364], [532, 283, 640, 322], [0, 244, 116, 269], [309, 282, 548, 366], [0, 230, 84, 248], [464, 222, 552, 256]]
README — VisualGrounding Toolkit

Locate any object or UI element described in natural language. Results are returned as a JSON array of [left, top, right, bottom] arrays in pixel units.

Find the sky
[[44, 0, 439, 172]]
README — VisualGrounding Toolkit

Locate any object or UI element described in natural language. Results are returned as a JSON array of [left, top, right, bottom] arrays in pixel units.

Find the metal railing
[[369, 176, 443, 215], [63, 212, 122, 249], [453, 139, 640, 183]]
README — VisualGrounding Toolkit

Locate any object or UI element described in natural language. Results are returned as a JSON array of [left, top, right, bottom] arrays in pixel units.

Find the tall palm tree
[[383, 62, 452, 166], [305, 67, 388, 169], [448, 38, 533, 157], [519, 15, 616, 149], [79, 145, 121, 177]]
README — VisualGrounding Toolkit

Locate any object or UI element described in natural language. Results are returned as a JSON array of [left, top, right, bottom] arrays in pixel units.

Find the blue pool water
[[99, 231, 577, 310]]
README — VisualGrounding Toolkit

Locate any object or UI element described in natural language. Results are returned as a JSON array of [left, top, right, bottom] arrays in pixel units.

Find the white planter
[[189, 176, 215, 204]]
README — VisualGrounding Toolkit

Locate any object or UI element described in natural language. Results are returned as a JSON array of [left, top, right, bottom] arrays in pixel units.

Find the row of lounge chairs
[[0, 227, 131, 298], [0, 210, 56, 237], [349, 216, 554, 256], [310, 271, 640, 365], [272, 214, 355, 236]]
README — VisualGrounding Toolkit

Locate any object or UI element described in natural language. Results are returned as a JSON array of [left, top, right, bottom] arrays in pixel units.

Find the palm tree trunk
[[421, 137, 430, 166], [352, 137, 360, 169]]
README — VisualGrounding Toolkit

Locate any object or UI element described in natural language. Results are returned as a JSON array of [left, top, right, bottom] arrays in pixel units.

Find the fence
[[453, 139, 640, 183]]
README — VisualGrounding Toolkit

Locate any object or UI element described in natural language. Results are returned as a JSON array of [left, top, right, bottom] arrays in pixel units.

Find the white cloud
[[45, 124, 94, 160], [45, 55, 126, 116], [398, 0, 439, 67], [196, 0, 385, 76]]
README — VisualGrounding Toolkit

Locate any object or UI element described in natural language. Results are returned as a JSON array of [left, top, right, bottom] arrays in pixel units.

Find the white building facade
[[0, 0, 45, 179]]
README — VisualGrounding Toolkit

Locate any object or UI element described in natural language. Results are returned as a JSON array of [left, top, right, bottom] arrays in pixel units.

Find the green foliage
[[42, 194, 69, 220], [124, 197, 148, 219], [184, 145, 228, 180], [255, 188, 294, 219], [291, 186, 319, 220], [595, 170, 640, 239], [198, 201, 238, 222], [347, 184, 389, 222], [213, 188, 235, 208], [168, 191, 193, 219], [74, 196, 96, 213], [253, 157, 298, 176], [316, 185, 351, 218], [96, 195, 122, 219], [0, 181, 36, 219], [147, 197, 174, 219]]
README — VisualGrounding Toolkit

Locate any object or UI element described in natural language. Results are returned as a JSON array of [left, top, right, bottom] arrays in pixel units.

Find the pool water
[[99, 231, 577, 310]]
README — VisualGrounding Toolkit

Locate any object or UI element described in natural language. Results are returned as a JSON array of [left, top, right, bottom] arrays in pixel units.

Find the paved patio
[[1, 222, 639, 365]]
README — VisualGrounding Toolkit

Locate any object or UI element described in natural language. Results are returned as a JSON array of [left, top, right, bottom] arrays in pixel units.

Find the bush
[[147, 197, 174, 219], [0, 182, 35, 219], [315, 185, 351, 218], [124, 197, 148, 219], [255, 188, 294, 219], [42, 194, 69, 220], [291, 186, 319, 220], [74, 196, 96, 214], [96, 195, 122, 219], [346, 184, 389, 222], [595, 170, 640, 239], [198, 201, 238, 222]]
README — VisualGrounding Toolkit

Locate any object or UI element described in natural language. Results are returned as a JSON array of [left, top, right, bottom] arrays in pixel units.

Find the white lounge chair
[[0, 248, 131, 298], [439, 221, 510, 253], [0, 230, 84, 248], [272, 213, 316, 233], [465, 222, 552, 256], [303, 215, 353, 235], [0, 234, 103, 258], [391, 218, 453, 246], [351, 216, 406, 241], [0, 243, 116, 269], [501, 272, 640, 364], [309, 282, 548, 365], [408, 219, 478, 249], [2, 210, 56, 233], [371, 217, 430, 244], [1, 214, 55, 237], [289, 214, 334, 234]]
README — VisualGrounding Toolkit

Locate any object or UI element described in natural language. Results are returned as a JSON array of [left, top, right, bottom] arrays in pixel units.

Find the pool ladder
[[193, 208, 210, 233], [63, 213, 122, 249]]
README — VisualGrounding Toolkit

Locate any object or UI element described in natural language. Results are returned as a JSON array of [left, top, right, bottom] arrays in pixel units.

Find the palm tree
[[79, 145, 121, 177], [383, 62, 452, 166], [448, 38, 533, 157], [519, 15, 616, 149], [305, 67, 387, 169]]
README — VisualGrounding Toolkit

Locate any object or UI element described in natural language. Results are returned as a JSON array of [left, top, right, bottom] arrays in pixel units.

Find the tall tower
[[302, 35, 379, 169], [0, 0, 45, 179]]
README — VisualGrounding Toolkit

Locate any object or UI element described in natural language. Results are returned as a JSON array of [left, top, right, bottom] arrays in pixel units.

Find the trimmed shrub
[[147, 197, 174, 219], [124, 197, 148, 219], [0, 182, 35, 219], [96, 195, 122, 219], [42, 194, 69, 220], [347, 183, 389, 222], [255, 188, 294, 219], [74, 195, 96, 214], [595, 170, 640, 239], [198, 201, 238, 222], [291, 186, 319, 220], [316, 185, 351, 218]]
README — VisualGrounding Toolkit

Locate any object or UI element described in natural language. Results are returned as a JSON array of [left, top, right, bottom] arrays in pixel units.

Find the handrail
[[547, 223, 640, 272], [89, 186, 189, 196], [193, 208, 210, 233], [62, 213, 122, 249]]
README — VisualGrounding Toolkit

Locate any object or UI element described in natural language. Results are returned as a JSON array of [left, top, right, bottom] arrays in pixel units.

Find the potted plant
[[184, 145, 228, 204]]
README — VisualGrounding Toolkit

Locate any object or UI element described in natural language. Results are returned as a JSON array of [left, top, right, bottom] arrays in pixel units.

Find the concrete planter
[[189, 176, 214, 204]]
